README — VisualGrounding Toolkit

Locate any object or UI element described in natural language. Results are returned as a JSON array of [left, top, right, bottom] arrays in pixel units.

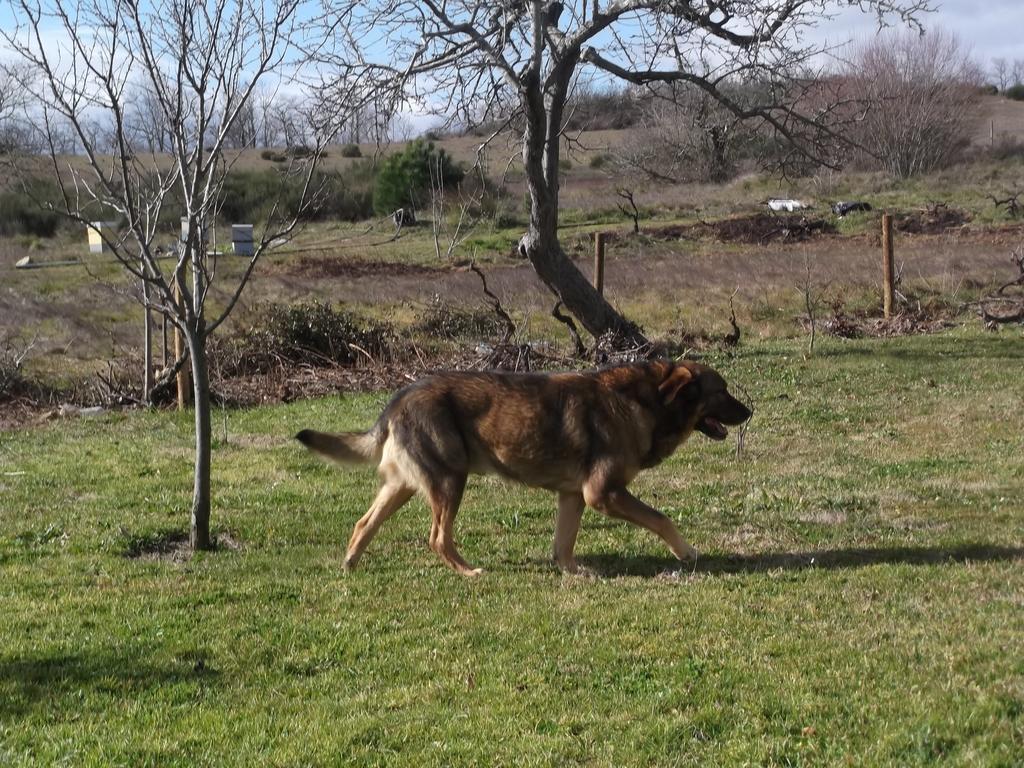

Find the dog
[[296, 359, 751, 576]]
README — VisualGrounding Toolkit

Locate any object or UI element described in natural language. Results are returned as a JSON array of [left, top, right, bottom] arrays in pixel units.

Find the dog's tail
[[295, 427, 383, 465]]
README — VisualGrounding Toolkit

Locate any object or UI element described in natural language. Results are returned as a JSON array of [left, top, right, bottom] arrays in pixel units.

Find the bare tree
[[846, 29, 982, 179], [125, 82, 175, 153], [223, 99, 259, 149], [615, 82, 760, 184], [992, 57, 1010, 92], [317, 0, 928, 342], [1013, 59, 1024, 89], [252, 84, 279, 147], [0, 63, 28, 151], [266, 93, 311, 148], [4, 0, 327, 550]]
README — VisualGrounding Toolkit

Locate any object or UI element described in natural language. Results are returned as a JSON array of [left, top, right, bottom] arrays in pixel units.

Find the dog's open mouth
[[697, 416, 729, 441]]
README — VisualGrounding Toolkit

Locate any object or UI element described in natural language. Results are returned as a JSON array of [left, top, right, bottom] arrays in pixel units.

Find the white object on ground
[[767, 199, 812, 212]]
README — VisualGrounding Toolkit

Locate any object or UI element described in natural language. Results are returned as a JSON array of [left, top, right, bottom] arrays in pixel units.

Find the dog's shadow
[[573, 543, 1024, 578]]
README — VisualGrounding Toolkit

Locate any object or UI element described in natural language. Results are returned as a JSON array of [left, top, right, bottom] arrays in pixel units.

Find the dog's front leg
[[553, 491, 585, 573], [583, 484, 698, 563]]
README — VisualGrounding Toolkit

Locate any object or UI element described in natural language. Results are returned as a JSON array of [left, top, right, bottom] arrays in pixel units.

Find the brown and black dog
[[296, 359, 751, 575]]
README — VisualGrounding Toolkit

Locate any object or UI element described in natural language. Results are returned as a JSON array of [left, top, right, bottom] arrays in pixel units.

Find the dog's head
[[658, 361, 752, 441]]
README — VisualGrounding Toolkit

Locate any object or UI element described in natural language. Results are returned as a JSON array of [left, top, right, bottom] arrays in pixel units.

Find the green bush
[[0, 181, 63, 238], [260, 149, 286, 163], [217, 167, 374, 224], [1005, 83, 1024, 101], [340, 144, 362, 158], [372, 139, 464, 215]]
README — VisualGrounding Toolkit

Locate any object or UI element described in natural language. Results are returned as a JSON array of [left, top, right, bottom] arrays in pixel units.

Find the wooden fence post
[[594, 232, 606, 296], [882, 212, 894, 319]]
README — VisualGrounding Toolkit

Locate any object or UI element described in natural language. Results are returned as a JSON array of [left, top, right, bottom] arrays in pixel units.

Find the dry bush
[[413, 297, 505, 341], [211, 302, 397, 378], [614, 83, 763, 184], [844, 29, 982, 179]]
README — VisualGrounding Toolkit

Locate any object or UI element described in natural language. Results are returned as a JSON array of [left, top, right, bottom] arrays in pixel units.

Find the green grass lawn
[[1, 329, 1023, 766]]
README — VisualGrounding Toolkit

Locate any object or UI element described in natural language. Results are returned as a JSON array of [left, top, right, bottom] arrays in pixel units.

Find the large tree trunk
[[519, 70, 645, 345], [187, 329, 213, 550]]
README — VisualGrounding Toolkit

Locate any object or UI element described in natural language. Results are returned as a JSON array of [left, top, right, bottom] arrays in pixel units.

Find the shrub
[[260, 149, 286, 162], [0, 181, 63, 238], [558, 157, 572, 171], [588, 153, 608, 169], [217, 168, 374, 224], [286, 145, 314, 158], [214, 302, 396, 376], [1005, 83, 1024, 101], [340, 143, 362, 158], [990, 136, 1024, 162], [413, 297, 504, 340], [843, 29, 982, 178], [372, 139, 464, 215]]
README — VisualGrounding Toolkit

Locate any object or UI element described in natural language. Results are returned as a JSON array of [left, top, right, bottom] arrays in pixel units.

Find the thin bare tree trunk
[[187, 329, 213, 550], [142, 279, 152, 402]]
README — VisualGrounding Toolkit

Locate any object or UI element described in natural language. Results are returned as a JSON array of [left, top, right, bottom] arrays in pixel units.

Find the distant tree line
[[990, 57, 1024, 99]]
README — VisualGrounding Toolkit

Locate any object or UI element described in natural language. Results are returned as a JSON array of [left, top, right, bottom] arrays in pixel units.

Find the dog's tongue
[[703, 417, 728, 440]]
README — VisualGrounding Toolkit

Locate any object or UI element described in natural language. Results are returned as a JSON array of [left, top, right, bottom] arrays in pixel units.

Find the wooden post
[[174, 285, 191, 409], [991, 119, 995, 146], [882, 212, 894, 319], [593, 232, 606, 296]]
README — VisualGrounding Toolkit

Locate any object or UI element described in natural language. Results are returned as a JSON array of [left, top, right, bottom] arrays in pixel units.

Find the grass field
[[2, 328, 1022, 765]]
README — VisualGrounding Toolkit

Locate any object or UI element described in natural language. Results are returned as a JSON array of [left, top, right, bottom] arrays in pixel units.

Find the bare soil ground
[[975, 97, 1024, 146], [3, 225, 1019, 354], [259, 226, 1022, 309]]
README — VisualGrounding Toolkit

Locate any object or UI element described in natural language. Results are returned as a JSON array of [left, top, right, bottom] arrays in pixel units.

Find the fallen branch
[[978, 297, 1024, 325], [551, 301, 586, 357], [996, 245, 1024, 295], [469, 262, 514, 344], [989, 190, 1022, 219], [724, 289, 741, 346]]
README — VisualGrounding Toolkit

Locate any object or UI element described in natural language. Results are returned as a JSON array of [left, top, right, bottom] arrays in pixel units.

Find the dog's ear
[[658, 364, 696, 404]]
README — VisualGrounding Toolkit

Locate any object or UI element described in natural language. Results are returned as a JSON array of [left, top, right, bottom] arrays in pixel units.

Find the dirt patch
[[281, 255, 450, 279], [123, 529, 242, 562], [894, 204, 971, 235], [631, 214, 836, 245]]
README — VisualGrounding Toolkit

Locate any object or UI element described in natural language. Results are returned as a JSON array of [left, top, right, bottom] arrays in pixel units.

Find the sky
[[809, 0, 1024, 66], [1, 1, 1022, 69], [2, 1, 1022, 73]]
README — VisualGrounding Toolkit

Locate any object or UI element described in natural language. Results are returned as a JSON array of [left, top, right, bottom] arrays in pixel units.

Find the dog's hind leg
[[584, 484, 698, 563], [344, 482, 415, 571], [553, 491, 586, 573], [426, 474, 480, 576]]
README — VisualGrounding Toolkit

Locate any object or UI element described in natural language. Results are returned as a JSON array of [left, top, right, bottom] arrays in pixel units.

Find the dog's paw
[[566, 565, 599, 579], [678, 545, 699, 563], [656, 567, 686, 581]]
